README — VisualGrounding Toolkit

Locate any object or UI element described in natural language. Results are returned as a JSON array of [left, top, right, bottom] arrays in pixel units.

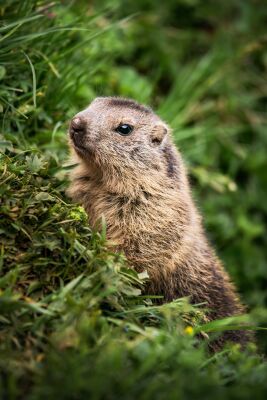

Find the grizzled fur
[[67, 96, 251, 350]]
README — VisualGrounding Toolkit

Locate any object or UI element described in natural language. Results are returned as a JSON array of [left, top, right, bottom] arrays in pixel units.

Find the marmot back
[[67, 96, 251, 350]]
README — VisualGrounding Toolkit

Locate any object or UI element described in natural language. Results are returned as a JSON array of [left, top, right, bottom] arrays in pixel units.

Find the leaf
[[22, 51, 37, 107], [0, 140, 13, 151], [57, 274, 84, 298], [0, 66, 6, 80], [35, 192, 54, 201], [138, 270, 150, 280], [26, 154, 45, 173]]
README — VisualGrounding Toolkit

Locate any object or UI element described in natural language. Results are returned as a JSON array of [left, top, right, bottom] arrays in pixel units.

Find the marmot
[[67, 96, 251, 349]]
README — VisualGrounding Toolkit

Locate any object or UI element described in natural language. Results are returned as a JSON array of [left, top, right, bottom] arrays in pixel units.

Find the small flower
[[184, 326, 194, 335]]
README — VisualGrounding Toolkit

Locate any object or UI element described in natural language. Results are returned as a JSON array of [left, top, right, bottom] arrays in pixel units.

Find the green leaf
[[0, 66, 6, 80], [35, 192, 54, 201]]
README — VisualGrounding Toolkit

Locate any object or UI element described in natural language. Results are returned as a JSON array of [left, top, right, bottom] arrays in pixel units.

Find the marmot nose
[[69, 117, 87, 139]]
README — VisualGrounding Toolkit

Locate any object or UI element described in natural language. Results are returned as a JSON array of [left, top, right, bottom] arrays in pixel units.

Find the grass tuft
[[1, 0, 267, 398]]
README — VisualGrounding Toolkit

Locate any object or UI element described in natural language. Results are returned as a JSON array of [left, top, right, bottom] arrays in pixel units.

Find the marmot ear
[[151, 122, 168, 146]]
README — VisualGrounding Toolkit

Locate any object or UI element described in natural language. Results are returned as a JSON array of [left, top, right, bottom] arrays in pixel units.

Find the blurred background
[[1, 0, 267, 350]]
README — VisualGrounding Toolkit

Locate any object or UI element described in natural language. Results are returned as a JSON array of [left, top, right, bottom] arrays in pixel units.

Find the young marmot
[[67, 96, 250, 349]]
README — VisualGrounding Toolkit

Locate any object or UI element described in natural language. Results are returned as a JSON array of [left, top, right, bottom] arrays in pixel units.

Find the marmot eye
[[115, 124, 133, 136]]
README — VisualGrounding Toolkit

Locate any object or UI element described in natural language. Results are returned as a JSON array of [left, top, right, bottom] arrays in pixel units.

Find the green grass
[[0, 1, 267, 399]]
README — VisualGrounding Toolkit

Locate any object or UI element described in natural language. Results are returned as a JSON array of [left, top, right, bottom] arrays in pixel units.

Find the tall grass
[[1, 1, 267, 399]]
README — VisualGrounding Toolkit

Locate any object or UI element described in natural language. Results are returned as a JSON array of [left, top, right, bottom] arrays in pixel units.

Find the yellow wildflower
[[184, 326, 194, 335]]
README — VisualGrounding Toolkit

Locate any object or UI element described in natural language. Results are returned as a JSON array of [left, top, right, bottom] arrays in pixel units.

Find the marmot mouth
[[70, 133, 95, 159], [73, 143, 87, 153], [69, 129, 87, 151]]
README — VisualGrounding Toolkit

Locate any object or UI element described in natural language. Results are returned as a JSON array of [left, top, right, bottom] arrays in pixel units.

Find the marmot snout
[[67, 96, 251, 350]]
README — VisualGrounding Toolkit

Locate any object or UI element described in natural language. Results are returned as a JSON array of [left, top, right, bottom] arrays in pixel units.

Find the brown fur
[[67, 96, 251, 349]]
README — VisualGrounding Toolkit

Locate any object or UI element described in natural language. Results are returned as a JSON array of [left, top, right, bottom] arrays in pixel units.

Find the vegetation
[[0, 1, 267, 398]]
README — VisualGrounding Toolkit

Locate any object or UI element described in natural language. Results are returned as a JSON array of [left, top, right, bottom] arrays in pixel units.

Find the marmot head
[[69, 97, 179, 183]]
